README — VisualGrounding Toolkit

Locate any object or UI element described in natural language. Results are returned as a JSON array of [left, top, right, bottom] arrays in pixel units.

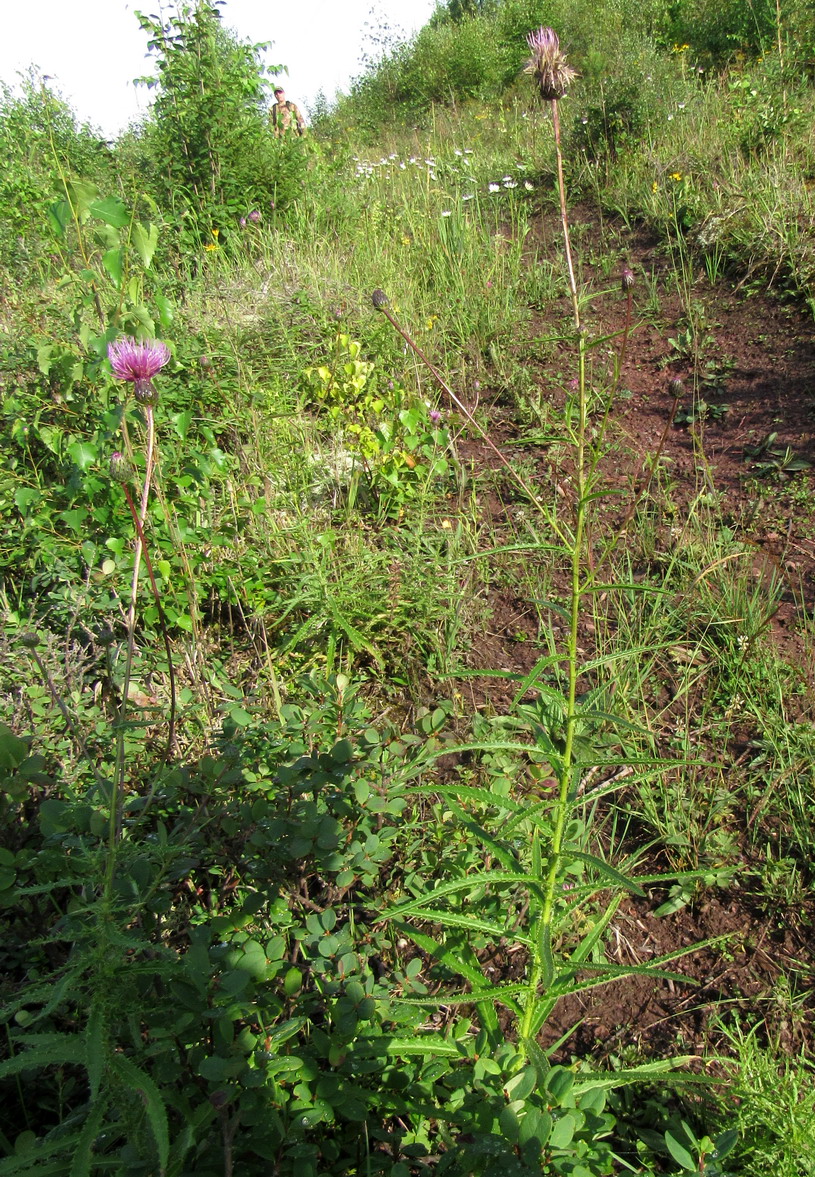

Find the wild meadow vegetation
[[2, 0, 815, 1173]]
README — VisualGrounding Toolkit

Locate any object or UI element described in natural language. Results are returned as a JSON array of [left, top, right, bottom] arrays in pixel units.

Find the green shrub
[[0, 78, 113, 273], [133, 1, 306, 237]]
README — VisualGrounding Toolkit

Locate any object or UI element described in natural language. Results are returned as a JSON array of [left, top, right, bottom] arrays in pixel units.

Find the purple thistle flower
[[525, 26, 577, 100], [429, 409, 442, 424], [239, 216, 247, 228], [108, 336, 171, 407], [248, 209, 261, 223], [108, 337, 170, 382]]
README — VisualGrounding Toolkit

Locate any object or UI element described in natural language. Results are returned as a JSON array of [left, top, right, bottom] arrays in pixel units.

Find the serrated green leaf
[[47, 200, 70, 238], [0, 1037, 87, 1081], [89, 195, 130, 228], [68, 1101, 106, 1177], [108, 1054, 168, 1174], [567, 850, 646, 896], [132, 221, 159, 268], [102, 248, 124, 288]]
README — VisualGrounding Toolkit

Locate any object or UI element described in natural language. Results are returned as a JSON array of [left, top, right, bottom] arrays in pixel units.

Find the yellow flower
[[402, 234, 412, 245], [211, 228, 220, 238], [652, 181, 659, 192], [670, 171, 683, 181], [204, 243, 218, 252], [425, 315, 438, 330], [672, 43, 689, 53]]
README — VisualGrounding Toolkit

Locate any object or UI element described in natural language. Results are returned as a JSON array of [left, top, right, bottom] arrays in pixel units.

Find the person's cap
[[274, 87, 285, 94]]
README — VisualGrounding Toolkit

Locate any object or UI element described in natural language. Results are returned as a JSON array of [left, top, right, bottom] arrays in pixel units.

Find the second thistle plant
[[107, 337, 174, 858]]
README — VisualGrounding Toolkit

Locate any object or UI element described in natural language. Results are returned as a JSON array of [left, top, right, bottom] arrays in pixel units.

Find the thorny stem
[[121, 483, 177, 765], [521, 95, 586, 1043], [113, 405, 156, 848], [551, 101, 581, 333]]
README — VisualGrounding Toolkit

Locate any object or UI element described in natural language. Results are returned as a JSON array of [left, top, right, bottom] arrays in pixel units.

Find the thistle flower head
[[621, 266, 635, 292], [371, 289, 390, 310], [108, 337, 171, 383], [108, 336, 170, 407], [668, 377, 685, 398], [109, 451, 135, 483], [525, 27, 577, 101]]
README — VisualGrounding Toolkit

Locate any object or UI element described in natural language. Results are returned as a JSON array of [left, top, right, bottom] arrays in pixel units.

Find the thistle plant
[[107, 337, 174, 848], [375, 31, 712, 1116]]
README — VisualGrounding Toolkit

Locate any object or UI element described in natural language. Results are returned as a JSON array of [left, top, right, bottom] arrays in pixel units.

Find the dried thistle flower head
[[371, 289, 390, 310], [668, 377, 685, 398], [621, 266, 635, 292], [525, 27, 577, 101]]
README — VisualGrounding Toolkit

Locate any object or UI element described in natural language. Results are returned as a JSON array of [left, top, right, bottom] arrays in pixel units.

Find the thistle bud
[[371, 289, 390, 310], [96, 626, 116, 647], [668, 377, 685, 399], [109, 452, 135, 483], [20, 632, 41, 649], [621, 267, 635, 292], [133, 379, 159, 407]]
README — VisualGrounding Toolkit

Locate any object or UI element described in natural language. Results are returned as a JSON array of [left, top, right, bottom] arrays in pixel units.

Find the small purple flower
[[108, 336, 171, 407], [429, 409, 442, 424], [248, 209, 261, 223], [239, 216, 247, 228]]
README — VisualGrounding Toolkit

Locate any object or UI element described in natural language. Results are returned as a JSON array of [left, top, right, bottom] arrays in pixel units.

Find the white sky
[[2, 0, 439, 138]]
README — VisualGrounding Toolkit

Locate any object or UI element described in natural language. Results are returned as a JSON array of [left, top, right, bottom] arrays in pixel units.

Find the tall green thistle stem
[[106, 338, 171, 883], [520, 29, 585, 1043]]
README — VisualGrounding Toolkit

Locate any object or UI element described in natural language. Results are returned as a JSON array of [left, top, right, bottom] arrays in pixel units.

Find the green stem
[[122, 484, 177, 766], [520, 96, 586, 1045], [110, 405, 156, 884]]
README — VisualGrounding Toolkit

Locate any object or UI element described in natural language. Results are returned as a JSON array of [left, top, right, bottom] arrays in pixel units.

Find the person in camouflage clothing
[[271, 87, 306, 137]]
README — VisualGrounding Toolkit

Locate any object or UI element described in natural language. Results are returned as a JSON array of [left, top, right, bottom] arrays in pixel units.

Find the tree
[[135, 1, 288, 227]]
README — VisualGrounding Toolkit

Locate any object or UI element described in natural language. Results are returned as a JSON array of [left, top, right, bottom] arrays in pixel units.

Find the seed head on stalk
[[525, 26, 577, 102]]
